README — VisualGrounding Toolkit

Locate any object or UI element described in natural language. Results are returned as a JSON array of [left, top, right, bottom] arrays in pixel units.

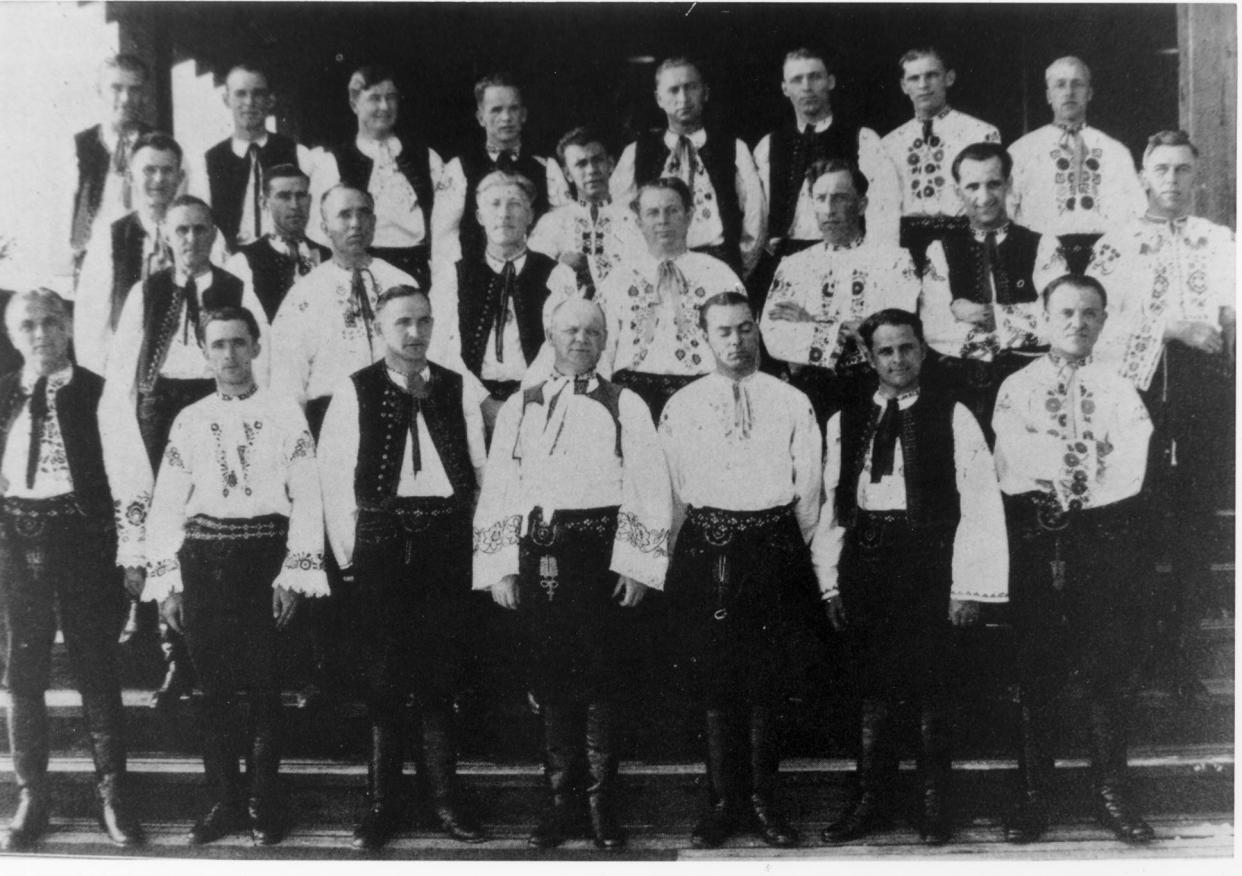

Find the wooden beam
[[1179, 4, 1238, 229]]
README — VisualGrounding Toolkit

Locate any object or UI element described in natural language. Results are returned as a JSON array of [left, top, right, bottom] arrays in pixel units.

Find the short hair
[[633, 177, 693, 214], [224, 62, 270, 89], [348, 65, 398, 103], [549, 296, 607, 330], [376, 284, 430, 311], [167, 194, 212, 219], [783, 46, 835, 77], [1045, 56, 1091, 84], [320, 183, 375, 218], [4, 288, 71, 334], [555, 126, 609, 169], [262, 163, 309, 195], [1041, 273, 1108, 310], [1143, 129, 1200, 162], [100, 53, 150, 84], [196, 306, 261, 346], [858, 308, 925, 349], [473, 72, 522, 107], [698, 291, 753, 333], [807, 158, 870, 197], [475, 171, 536, 207], [654, 56, 704, 87], [131, 131, 183, 164], [898, 46, 952, 76], [951, 141, 1013, 182]]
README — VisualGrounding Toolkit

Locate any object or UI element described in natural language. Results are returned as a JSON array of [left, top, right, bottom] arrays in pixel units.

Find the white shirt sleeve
[[471, 394, 526, 588], [610, 390, 673, 589], [140, 413, 194, 602], [73, 234, 114, 374], [316, 379, 360, 569], [858, 128, 902, 249], [275, 409, 330, 596], [305, 147, 341, 249], [608, 143, 639, 220], [810, 412, 845, 599], [734, 139, 768, 277], [791, 390, 824, 543], [268, 278, 315, 410], [918, 241, 961, 355], [431, 156, 467, 273], [949, 403, 1008, 602]]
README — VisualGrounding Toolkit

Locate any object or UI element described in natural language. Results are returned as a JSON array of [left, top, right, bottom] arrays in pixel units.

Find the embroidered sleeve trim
[[616, 510, 670, 558], [473, 515, 522, 554], [148, 557, 180, 579], [283, 551, 325, 571], [289, 431, 316, 461]]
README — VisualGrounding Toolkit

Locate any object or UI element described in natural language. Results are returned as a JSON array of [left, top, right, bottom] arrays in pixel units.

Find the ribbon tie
[[182, 275, 200, 346], [405, 370, 428, 474], [114, 130, 136, 211], [351, 268, 376, 353], [668, 135, 698, 203], [654, 259, 698, 345], [495, 150, 517, 173], [870, 397, 900, 483], [731, 380, 753, 439], [494, 260, 516, 361], [25, 376, 48, 490], [1056, 122, 1088, 209], [247, 142, 262, 239]]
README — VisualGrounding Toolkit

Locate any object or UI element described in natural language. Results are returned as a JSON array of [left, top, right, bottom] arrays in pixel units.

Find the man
[[595, 178, 747, 421], [881, 47, 1000, 271], [752, 47, 901, 305], [270, 184, 417, 437], [760, 159, 919, 427], [1008, 57, 1146, 273], [100, 196, 269, 707], [993, 275, 1155, 844], [475, 298, 671, 850], [189, 65, 314, 252], [0, 289, 143, 850], [921, 142, 1066, 442], [224, 164, 329, 322], [142, 306, 328, 846], [428, 171, 576, 433], [318, 285, 487, 849], [528, 127, 645, 299], [610, 58, 766, 278], [1088, 130, 1235, 698], [310, 66, 441, 289], [659, 292, 821, 849], [813, 308, 1007, 846], [433, 73, 563, 271]]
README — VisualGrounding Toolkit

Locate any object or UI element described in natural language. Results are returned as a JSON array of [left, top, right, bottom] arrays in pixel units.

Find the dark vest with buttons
[[333, 136, 435, 240], [72, 122, 151, 254], [109, 212, 150, 331], [455, 251, 557, 378], [633, 127, 743, 259], [135, 267, 244, 387], [941, 224, 1043, 306], [835, 388, 961, 532], [205, 134, 300, 248], [236, 237, 330, 322], [0, 366, 114, 522], [766, 118, 862, 239], [457, 142, 551, 259], [351, 360, 476, 501]]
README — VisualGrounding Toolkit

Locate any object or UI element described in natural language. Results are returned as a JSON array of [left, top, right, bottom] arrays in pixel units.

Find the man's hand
[[949, 598, 980, 627], [1165, 320, 1224, 355], [491, 575, 520, 610], [123, 567, 147, 599], [160, 592, 185, 635], [612, 576, 649, 608], [767, 301, 815, 323], [824, 595, 847, 632], [273, 586, 302, 631], [765, 236, 785, 257], [950, 299, 992, 326], [559, 251, 588, 272]]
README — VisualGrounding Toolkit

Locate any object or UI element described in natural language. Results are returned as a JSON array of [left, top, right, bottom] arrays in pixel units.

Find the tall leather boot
[[189, 695, 245, 845], [1089, 698, 1154, 844], [421, 701, 484, 843], [82, 690, 144, 847], [585, 701, 624, 850], [1003, 685, 1052, 843], [353, 719, 405, 850], [247, 693, 285, 846], [529, 701, 583, 848], [690, 708, 743, 848], [117, 599, 144, 646], [748, 705, 798, 847], [822, 697, 892, 843], [1, 693, 51, 852], [917, 703, 953, 845], [150, 620, 196, 709]]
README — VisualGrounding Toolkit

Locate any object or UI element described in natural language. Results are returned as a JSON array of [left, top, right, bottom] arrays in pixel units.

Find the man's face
[[321, 188, 376, 256], [781, 57, 834, 120], [100, 66, 146, 130], [1045, 60, 1092, 125], [955, 156, 1011, 230], [351, 79, 399, 139], [704, 302, 760, 378], [655, 64, 707, 131], [549, 300, 606, 375], [866, 323, 925, 395], [811, 170, 867, 244], [6, 299, 71, 376], [202, 319, 259, 388], [224, 68, 274, 135], [129, 146, 183, 211], [636, 187, 690, 256], [165, 203, 216, 274], [899, 54, 954, 118], [476, 86, 526, 147], [1044, 283, 1106, 361], [376, 294, 434, 367], [562, 142, 613, 203], [1142, 144, 1197, 217], [264, 175, 312, 239], [475, 183, 533, 248]]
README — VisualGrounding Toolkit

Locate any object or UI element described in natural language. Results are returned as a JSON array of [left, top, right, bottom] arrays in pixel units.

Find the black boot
[[917, 703, 953, 846], [96, 774, 144, 847], [189, 696, 245, 845], [1003, 685, 1052, 844], [585, 702, 625, 850], [529, 702, 583, 849], [1089, 699, 1154, 845], [150, 621, 196, 709], [690, 709, 742, 849], [748, 706, 798, 847], [2, 693, 51, 852], [352, 720, 405, 850], [247, 694, 285, 846], [422, 702, 485, 843], [83, 690, 144, 846], [822, 698, 891, 844]]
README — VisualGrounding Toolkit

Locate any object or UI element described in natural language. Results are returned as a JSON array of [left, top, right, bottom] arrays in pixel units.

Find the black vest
[[836, 389, 961, 531], [633, 127, 743, 259], [333, 137, 435, 239], [766, 118, 862, 239], [456, 142, 551, 259], [941, 224, 1043, 306], [351, 360, 476, 502], [236, 237, 330, 322], [109, 212, 150, 331], [0, 367, 113, 521], [205, 134, 300, 249], [71, 123, 151, 254], [136, 267, 244, 390], [455, 251, 557, 378]]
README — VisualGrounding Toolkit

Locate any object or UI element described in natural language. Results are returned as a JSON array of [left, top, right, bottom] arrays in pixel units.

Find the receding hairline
[[1045, 56, 1091, 83], [550, 297, 607, 331], [5, 289, 72, 333]]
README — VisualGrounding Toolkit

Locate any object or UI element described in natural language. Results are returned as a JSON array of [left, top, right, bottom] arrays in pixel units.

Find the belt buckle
[[703, 518, 732, 548], [530, 519, 556, 549], [1036, 505, 1069, 532], [858, 516, 885, 551]]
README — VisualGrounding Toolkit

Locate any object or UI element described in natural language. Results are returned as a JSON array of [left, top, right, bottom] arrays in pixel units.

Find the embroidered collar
[[357, 134, 402, 160], [872, 388, 920, 410], [1054, 121, 1086, 135], [1142, 212, 1190, 230], [219, 384, 258, 402], [915, 105, 953, 124], [971, 222, 1010, 243], [578, 196, 612, 210], [826, 235, 865, 252], [386, 364, 430, 384], [549, 369, 598, 394], [230, 134, 270, 158], [21, 365, 73, 394], [663, 128, 707, 150], [485, 249, 528, 274], [486, 143, 522, 161], [1047, 350, 1092, 369], [174, 267, 214, 290]]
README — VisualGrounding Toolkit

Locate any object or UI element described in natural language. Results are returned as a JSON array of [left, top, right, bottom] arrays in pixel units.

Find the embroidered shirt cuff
[[274, 551, 330, 597], [142, 558, 182, 602]]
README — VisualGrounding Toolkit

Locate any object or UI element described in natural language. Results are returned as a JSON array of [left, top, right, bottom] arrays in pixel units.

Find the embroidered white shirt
[[528, 199, 647, 289], [881, 107, 1001, 218], [1, 366, 75, 501]]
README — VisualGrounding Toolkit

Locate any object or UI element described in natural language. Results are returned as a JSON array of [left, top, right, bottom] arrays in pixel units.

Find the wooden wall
[[1179, 4, 1238, 229]]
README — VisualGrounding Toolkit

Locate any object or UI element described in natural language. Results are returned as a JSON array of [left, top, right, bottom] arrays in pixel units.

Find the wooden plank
[[1178, 4, 1238, 229]]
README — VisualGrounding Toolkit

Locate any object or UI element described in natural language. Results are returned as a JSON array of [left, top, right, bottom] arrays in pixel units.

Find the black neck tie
[[182, 275, 199, 345], [407, 371, 428, 475], [922, 117, 934, 143], [980, 231, 1001, 330], [248, 143, 262, 239], [496, 150, 516, 172], [495, 260, 516, 362], [791, 124, 816, 196], [870, 398, 900, 484], [352, 268, 375, 323], [25, 376, 48, 490]]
